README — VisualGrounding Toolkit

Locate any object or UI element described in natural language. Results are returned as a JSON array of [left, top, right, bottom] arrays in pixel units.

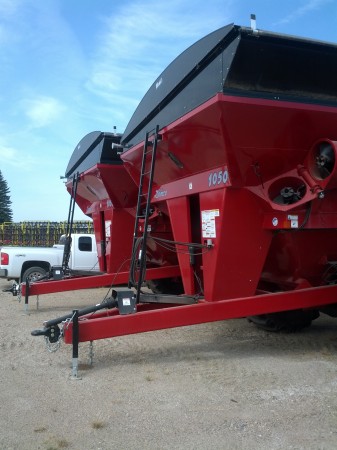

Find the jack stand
[[70, 310, 82, 380], [89, 341, 94, 366], [24, 278, 29, 315]]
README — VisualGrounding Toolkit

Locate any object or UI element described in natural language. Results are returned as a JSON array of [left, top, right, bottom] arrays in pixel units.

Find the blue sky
[[1, 0, 336, 221]]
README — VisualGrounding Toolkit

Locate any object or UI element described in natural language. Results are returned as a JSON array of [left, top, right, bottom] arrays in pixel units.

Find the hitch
[[2, 281, 19, 296], [31, 294, 119, 343], [31, 290, 136, 341], [31, 324, 61, 343]]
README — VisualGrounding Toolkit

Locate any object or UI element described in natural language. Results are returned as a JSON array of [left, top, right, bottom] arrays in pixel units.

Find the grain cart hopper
[[33, 23, 337, 359]]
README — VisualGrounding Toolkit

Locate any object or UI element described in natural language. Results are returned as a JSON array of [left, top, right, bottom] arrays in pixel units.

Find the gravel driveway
[[1, 277, 337, 450]]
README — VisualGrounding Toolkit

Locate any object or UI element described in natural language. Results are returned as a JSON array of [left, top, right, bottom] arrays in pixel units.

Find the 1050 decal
[[208, 169, 229, 187]]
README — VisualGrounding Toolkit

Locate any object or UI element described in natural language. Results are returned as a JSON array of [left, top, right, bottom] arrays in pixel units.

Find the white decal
[[105, 220, 111, 237], [272, 217, 278, 227], [288, 215, 298, 228], [201, 210, 219, 238]]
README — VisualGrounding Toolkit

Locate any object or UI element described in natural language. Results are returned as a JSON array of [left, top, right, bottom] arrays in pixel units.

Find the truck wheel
[[147, 277, 184, 295], [21, 266, 47, 283], [248, 309, 319, 332]]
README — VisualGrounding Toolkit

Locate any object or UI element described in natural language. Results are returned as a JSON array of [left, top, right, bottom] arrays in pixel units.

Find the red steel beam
[[63, 283, 337, 343], [22, 265, 181, 296]]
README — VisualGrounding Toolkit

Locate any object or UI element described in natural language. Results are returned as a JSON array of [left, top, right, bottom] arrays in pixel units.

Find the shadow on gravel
[[82, 315, 337, 369]]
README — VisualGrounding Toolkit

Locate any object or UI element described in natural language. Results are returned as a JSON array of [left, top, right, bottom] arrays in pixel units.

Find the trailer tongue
[[32, 23, 337, 372]]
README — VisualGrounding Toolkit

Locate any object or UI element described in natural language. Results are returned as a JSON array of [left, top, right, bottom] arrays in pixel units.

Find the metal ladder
[[129, 125, 161, 302]]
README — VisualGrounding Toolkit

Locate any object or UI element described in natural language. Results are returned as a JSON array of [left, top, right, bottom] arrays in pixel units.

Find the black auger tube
[[43, 297, 117, 328]]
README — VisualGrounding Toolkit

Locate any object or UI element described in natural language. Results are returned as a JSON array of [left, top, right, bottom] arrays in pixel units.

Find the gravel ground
[[1, 277, 337, 450]]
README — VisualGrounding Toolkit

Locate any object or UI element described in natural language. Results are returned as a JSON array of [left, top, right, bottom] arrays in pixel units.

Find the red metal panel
[[261, 229, 337, 289], [68, 164, 138, 213], [150, 165, 230, 202], [105, 208, 134, 273], [199, 188, 272, 300]]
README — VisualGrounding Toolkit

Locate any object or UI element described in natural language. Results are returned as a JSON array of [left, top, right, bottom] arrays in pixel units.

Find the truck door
[[71, 236, 99, 271]]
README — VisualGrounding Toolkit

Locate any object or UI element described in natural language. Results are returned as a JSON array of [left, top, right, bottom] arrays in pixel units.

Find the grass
[[43, 436, 69, 449], [34, 426, 47, 433], [91, 420, 106, 429]]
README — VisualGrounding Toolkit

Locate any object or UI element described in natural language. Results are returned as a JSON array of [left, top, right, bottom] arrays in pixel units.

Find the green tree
[[0, 170, 13, 223]]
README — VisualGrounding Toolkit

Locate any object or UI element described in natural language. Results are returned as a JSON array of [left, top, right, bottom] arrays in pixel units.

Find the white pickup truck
[[0, 234, 99, 282]]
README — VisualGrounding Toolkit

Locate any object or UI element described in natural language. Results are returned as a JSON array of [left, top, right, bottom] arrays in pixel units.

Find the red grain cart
[[32, 23, 337, 363]]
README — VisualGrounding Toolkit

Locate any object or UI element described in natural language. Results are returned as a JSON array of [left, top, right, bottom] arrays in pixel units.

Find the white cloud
[[23, 96, 66, 128], [276, 0, 333, 25], [0, 143, 16, 161], [0, 142, 35, 169], [85, 0, 232, 126]]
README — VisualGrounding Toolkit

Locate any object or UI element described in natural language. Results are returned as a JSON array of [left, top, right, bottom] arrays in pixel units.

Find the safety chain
[[44, 313, 79, 353], [16, 282, 22, 303], [43, 310, 78, 353], [64, 311, 77, 329], [44, 330, 63, 353]]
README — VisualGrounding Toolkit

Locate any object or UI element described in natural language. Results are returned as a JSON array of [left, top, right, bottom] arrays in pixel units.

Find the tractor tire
[[147, 277, 184, 295], [21, 266, 47, 283], [248, 309, 319, 332]]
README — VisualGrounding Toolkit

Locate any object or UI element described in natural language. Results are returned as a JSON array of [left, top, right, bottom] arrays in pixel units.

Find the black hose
[[43, 295, 117, 328]]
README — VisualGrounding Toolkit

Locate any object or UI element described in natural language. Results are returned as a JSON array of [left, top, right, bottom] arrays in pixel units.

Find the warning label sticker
[[105, 220, 111, 237], [201, 209, 219, 238]]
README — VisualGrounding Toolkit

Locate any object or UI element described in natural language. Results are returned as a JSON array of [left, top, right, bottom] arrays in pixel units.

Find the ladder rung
[[139, 171, 151, 177]]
